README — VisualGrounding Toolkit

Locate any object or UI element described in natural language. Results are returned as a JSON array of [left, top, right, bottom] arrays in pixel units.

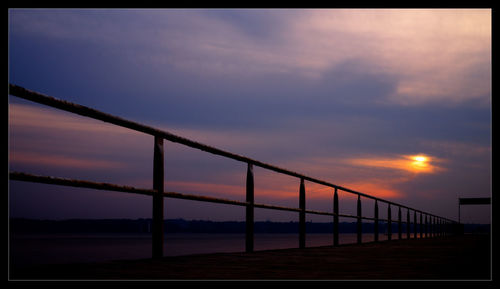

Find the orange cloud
[[164, 174, 403, 203], [10, 151, 126, 170], [9, 103, 133, 135], [166, 180, 300, 200], [345, 154, 443, 174], [340, 181, 403, 200]]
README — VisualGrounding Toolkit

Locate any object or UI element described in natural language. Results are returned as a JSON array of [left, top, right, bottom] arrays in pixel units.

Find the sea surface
[[10, 232, 419, 267]]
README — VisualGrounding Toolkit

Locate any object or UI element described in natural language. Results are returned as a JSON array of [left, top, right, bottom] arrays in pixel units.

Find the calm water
[[10, 232, 418, 267]]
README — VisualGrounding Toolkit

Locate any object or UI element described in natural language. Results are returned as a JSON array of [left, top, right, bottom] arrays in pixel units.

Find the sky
[[8, 9, 491, 224]]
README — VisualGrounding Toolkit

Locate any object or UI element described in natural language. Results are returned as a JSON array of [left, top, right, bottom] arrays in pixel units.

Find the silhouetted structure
[[9, 84, 459, 260]]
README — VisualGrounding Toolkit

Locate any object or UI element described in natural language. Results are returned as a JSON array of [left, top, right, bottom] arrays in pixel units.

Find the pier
[[8, 84, 487, 281], [11, 234, 490, 280]]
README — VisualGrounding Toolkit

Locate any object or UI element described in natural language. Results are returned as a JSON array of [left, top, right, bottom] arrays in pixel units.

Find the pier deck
[[10, 234, 490, 280]]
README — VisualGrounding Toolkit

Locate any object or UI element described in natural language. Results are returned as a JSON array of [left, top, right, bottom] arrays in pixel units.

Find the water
[[10, 232, 418, 267]]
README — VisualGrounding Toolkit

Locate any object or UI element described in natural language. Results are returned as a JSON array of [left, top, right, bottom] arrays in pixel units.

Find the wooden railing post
[[357, 195, 362, 244], [437, 218, 440, 237], [425, 214, 428, 238], [430, 216, 434, 238], [152, 136, 164, 259], [398, 206, 402, 240], [434, 217, 439, 237], [414, 210, 418, 239], [333, 188, 339, 247], [387, 204, 391, 241], [246, 163, 254, 253], [432, 216, 435, 238], [299, 178, 306, 249], [407, 209, 411, 239], [432, 216, 435, 237], [374, 200, 379, 242], [428, 215, 431, 238], [420, 212, 423, 239], [434, 217, 437, 238]]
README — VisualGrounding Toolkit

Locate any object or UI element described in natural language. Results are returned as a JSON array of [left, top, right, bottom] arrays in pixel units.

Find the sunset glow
[[413, 155, 427, 163], [8, 9, 491, 223], [346, 154, 440, 174], [409, 154, 432, 172]]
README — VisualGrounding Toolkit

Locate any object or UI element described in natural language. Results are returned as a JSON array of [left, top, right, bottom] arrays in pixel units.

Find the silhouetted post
[[299, 178, 306, 249], [435, 218, 438, 237], [434, 217, 438, 237], [431, 217, 435, 238], [333, 188, 339, 247], [414, 210, 418, 239], [152, 136, 164, 259], [434, 217, 437, 238], [407, 209, 411, 239], [436, 218, 439, 237], [425, 214, 428, 238], [398, 206, 402, 240], [420, 212, 423, 239], [437, 218, 440, 236], [357, 195, 362, 244], [429, 216, 433, 238], [246, 163, 254, 253], [374, 200, 379, 242], [387, 204, 392, 241]]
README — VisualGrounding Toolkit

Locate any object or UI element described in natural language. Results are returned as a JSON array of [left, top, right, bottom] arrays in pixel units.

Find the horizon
[[8, 9, 491, 224], [10, 216, 491, 225]]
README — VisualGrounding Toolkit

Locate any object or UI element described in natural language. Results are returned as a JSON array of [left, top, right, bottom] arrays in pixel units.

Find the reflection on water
[[10, 233, 421, 267]]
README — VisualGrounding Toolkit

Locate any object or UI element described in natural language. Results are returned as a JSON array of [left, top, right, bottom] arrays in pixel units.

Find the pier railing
[[8, 84, 459, 259]]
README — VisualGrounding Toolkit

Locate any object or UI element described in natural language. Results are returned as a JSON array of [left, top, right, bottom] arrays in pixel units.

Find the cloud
[[9, 102, 133, 135], [283, 9, 491, 106], [8, 101, 152, 185], [10, 9, 490, 107], [10, 151, 126, 170], [344, 154, 445, 174], [8, 9, 491, 222]]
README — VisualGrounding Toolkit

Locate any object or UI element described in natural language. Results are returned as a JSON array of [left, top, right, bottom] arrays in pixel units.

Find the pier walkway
[[11, 234, 490, 280]]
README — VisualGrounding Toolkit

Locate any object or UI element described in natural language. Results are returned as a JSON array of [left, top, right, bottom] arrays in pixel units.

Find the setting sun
[[413, 155, 428, 162], [409, 154, 432, 172], [346, 153, 439, 174]]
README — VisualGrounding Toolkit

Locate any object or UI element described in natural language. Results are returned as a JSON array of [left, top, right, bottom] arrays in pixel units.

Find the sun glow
[[413, 155, 427, 162], [346, 153, 440, 174], [409, 154, 432, 172]]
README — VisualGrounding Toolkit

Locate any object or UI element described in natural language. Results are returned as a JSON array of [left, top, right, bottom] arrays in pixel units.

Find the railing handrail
[[10, 171, 382, 220], [8, 83, 455, 222]]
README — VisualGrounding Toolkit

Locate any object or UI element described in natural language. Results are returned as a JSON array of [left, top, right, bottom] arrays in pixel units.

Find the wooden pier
[[10, 234, 490, 280], [9, 84, 483, 281]]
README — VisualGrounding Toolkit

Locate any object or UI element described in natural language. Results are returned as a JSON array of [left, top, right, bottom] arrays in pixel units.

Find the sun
[[409, 154, 431, 171], [413, 155, 428, 163]]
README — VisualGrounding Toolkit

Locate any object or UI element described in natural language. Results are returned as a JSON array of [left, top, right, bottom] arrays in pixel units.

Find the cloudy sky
[[8, 9, 491, 223]]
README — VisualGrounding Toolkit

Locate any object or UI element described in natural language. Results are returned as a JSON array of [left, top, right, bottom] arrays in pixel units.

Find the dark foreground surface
[[10, 234, 491, 280]]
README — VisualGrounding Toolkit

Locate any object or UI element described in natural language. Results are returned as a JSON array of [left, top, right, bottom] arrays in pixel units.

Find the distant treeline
[[9, 218, 490, 234]]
